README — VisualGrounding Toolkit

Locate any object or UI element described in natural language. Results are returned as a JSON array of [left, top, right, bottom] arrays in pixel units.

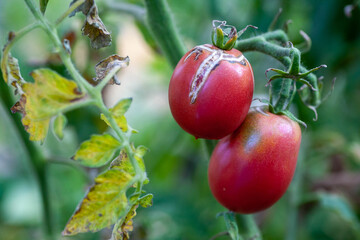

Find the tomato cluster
[[169, 44, 301, 214]]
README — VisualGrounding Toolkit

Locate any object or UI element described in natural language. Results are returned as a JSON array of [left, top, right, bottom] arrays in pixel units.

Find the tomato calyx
[[211, 20, 257, 50], [252, 99, 307, 127]]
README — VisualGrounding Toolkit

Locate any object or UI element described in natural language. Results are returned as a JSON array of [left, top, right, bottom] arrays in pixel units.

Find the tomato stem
[[144, 0, 187, 68], [235, 30, 322, 118]]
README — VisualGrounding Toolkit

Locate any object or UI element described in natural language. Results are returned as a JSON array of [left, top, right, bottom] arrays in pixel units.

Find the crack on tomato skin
[[187, 45, 247, 104]]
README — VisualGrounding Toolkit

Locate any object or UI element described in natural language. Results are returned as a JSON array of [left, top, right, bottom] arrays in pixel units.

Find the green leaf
[[316, 192, 360, 230], [53, 113, 67, 140], [62, 168, 133, 235], [11, 68, 84, 142], [112, 204, 138, 240], [138, 194, 153, 208], [100, 98, 132, 132], [69, 0, 111, 49], [73, 134, 121, 167], [40, 0, 50, 14]]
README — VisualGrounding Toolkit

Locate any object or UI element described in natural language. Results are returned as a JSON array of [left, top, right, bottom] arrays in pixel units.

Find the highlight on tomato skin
[[168, 44, 254, 140], [208, 109, 301, 214]]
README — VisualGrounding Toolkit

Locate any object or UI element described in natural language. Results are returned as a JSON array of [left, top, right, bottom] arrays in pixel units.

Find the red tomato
[[208, 110, 301, 213], [168, 44, 254, 139]]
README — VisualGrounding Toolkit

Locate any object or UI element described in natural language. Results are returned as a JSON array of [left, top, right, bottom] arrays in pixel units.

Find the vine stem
[[23, 0, 145, 201], [285, 140, 306, 240], [55, 0, 85, 26], [144, 0, 186, 68], [105, 0, 146, 23]]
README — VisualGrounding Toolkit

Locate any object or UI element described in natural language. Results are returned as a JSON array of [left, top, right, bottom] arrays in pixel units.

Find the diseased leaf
[[1, 32, 24, 88], [11, 68, 84, 141], [73, 134, 121, 167], [62, 168, 133, 236], [111, 147, 147, 175], [112, 205, 138, 240], [69, 0, 111, 49], [139, 194, 153, 208], [100, 114, 128, 132], [100, 98, 132, 132], [94, 55, 130, 85], [53, 113, 67, 140]]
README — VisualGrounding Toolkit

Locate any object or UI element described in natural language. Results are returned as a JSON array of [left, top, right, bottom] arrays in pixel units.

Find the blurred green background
[[0, 0, 360, 239]]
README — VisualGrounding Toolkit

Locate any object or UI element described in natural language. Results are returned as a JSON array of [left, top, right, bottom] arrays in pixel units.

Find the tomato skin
[[168, 44, 254, 139], [208, 110, 301, 213]]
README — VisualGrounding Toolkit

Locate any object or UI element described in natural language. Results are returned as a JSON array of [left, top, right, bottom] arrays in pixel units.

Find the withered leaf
[[112, 205, 138, 240], [69, 0, 112, 49], [94, 55, 130, 85], [1, 32, 25, 91]]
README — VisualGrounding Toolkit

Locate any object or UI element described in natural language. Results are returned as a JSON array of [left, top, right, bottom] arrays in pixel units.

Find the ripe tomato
[[168, 44, 254, 139], [208, 109, 301, 213]]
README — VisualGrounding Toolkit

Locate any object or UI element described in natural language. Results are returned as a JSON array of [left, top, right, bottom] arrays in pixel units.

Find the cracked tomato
[[168, 44, 254, 139]]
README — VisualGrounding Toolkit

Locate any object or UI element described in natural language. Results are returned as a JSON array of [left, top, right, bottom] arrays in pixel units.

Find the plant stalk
[[144, 0, 186, 68]]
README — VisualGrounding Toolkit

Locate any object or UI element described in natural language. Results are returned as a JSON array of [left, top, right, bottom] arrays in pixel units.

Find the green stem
[[236, 31, 321, 109], [22, 0, 146, 236], [25, 0, 144, 182], [0, 64, 53, 240], [55, 0, 85, 26], [26, 0, 144, 180], [285, 141, 305, 240], [47, 157, 92, 183], [235, 214, 262, 240], [25, 0, 93, 93], [105, 0, 146, 23], [97, 101, 144, 180], [144, 0, 186, 68], [274, 79, 292, 112]]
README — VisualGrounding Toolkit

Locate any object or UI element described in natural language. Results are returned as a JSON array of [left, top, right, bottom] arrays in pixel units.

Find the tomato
[[208, 109, 301, 213], [168, 44, 254, 139]]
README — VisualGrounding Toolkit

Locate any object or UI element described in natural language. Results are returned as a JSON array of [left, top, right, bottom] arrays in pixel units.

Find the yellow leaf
[[62, 169, 132, 235], [53, 113, 67, 140], [112, 98, 132, 116], [100, 98, 132, 132], [112, 205, 138, 240], [110, 147, 148, 186], [11, 68, 84, 142], [100, 113, 128, 132], [73, 134, 121, 167]]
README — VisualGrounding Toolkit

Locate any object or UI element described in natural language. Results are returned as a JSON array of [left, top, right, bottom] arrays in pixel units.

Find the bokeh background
[[0, 0, 360, 239]]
